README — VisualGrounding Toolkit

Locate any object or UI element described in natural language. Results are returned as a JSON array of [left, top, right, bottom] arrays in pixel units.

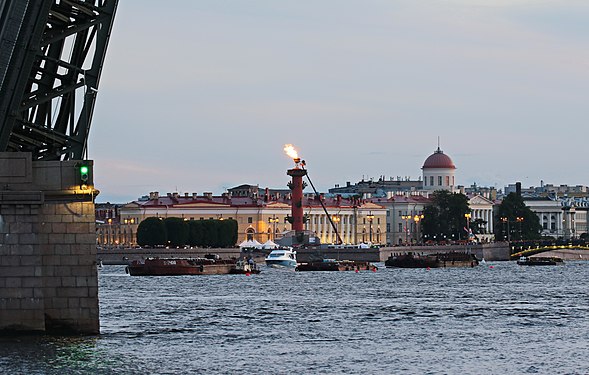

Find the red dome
[[422, 148, 456, 169]]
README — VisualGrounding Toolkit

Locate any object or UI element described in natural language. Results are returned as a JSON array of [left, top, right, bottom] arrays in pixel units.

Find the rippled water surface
[[1, 261, 589, 374]]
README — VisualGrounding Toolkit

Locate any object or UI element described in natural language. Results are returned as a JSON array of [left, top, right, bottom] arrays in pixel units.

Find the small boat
[[126, 257, 260, 276], [295, 258, 377, 272], [385, 252, 479, 268], [516, 256, 563, 266], [265, 247, 297, 268]]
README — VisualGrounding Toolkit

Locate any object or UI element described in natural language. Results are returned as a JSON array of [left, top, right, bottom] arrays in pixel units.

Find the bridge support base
[[0, 153, 98, 334]]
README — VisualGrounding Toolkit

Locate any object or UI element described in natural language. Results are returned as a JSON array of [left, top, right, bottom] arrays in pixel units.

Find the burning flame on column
[[284, 144, 303, 166], [285, 143, 306, 235]]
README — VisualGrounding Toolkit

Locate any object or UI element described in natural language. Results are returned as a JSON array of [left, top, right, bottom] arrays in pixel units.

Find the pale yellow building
[[111, 191, 386, 247]]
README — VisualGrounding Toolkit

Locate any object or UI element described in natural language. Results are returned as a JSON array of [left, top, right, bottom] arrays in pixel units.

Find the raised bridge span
[[510, 239, 589, 260], [0, 0, 118, 334]]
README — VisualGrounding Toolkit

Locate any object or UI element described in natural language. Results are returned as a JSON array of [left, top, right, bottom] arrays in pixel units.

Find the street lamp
[[516, 216, 524, 240], [501, 217, 510, 242], [107, 218, 113, 248], [401, 214, 411, 245], [464, 213, 472, 242], [366, 212, 374, 243], [268, 216, 279, 241], [331, 215, 341, 244], [413, 214, 424, 244], [123, 218, 133, 246]]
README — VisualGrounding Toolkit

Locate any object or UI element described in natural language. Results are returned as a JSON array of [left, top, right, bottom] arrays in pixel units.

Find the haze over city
[[90, 0, 589, 203]]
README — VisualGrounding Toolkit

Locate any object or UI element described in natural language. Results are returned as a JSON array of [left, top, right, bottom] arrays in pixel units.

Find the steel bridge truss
[[0, 0, 117, 160]]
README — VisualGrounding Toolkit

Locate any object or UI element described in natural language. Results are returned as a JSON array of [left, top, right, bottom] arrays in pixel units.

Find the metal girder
[[0, 0, 118, 160]]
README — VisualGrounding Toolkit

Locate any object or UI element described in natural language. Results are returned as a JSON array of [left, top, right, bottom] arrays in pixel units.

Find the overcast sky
[[90, 0, 589, 203]]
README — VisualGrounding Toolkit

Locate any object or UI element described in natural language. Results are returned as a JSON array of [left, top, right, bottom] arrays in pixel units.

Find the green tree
[[470, 218, 489, 236], [421, 190, 470, 242], [494, 193, 541, 241], [164, 217, 189, 247], [218, 219, 238, 247], [188, 220, 204, 247], [136, 217, 167, 247], [201, 219, 219, 247]]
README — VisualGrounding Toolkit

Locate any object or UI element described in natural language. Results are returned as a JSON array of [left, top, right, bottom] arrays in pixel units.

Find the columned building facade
[[109, 191, 386, 247], [467, 194, 495, 242]]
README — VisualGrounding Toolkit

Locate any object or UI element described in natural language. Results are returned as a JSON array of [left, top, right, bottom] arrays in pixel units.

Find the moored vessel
[[265, 247, 297, 268], [126, 257, 260, 276], [516, 256, 563, 266], [295, 258, 377, 272], [385, 252, 479, 268]]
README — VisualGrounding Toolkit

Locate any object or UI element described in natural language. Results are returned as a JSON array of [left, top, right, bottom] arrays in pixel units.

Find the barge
[[126, 257, 260, 276], [516, 256, 563, 266], [295, 259, 377, 272], [385, 252, 479, 268]]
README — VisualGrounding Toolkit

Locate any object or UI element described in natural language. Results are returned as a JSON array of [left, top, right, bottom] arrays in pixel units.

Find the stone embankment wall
[[0, 153, 98, 334], [378, 242, 511, 262], [104, 242, 511, 265], [296, 242, 511, 263]]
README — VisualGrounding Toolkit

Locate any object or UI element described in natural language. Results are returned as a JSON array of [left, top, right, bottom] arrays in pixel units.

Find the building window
[[438, 176, 442, 186], [386, 223, 390, 232], [445, 176, 450, 186], [386, 211, 390, 217], [424, 178, 427, 186], [398, 223, 403, 232], [377, 218, 380, 224], [398, 210, 402, 217], [248, 217, 253, 224], [430, 176, 434, 186]]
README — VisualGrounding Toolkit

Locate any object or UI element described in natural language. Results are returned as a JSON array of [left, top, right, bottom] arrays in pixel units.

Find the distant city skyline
[[90, 1, 589, 202]]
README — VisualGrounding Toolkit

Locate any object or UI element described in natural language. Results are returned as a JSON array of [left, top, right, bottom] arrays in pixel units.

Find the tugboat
[[385, 252, 479, 268], [126, 257, 260, 276], [265, 247, 297, 268], [516, 256, 563, 266]]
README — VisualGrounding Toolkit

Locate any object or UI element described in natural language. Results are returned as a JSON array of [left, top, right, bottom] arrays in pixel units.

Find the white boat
[[265, 248, 297, 268]]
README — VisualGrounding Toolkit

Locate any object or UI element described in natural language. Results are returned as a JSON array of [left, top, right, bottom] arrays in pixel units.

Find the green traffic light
[[80, 165, 89, 174]]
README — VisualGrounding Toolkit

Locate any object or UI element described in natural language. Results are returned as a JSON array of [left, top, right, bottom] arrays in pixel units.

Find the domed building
[[422, 146, 456, 192]]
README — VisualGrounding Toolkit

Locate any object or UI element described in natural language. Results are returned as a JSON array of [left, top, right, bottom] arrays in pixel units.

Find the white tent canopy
[[262, 240, 279, 249], [239, 239, 263, 249]]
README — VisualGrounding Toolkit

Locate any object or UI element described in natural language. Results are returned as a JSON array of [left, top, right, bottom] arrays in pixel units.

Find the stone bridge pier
[[0, 153, 98, 334]]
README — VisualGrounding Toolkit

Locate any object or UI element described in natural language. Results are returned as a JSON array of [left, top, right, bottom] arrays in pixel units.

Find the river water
[[1, 261, 588, 374]]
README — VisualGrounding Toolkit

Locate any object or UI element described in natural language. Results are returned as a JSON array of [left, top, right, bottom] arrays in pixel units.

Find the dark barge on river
[[516, 256, 563, 266], [126, 257, 260, 276], [385, 252, 479, 268], [295, 258, 378, 272]]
